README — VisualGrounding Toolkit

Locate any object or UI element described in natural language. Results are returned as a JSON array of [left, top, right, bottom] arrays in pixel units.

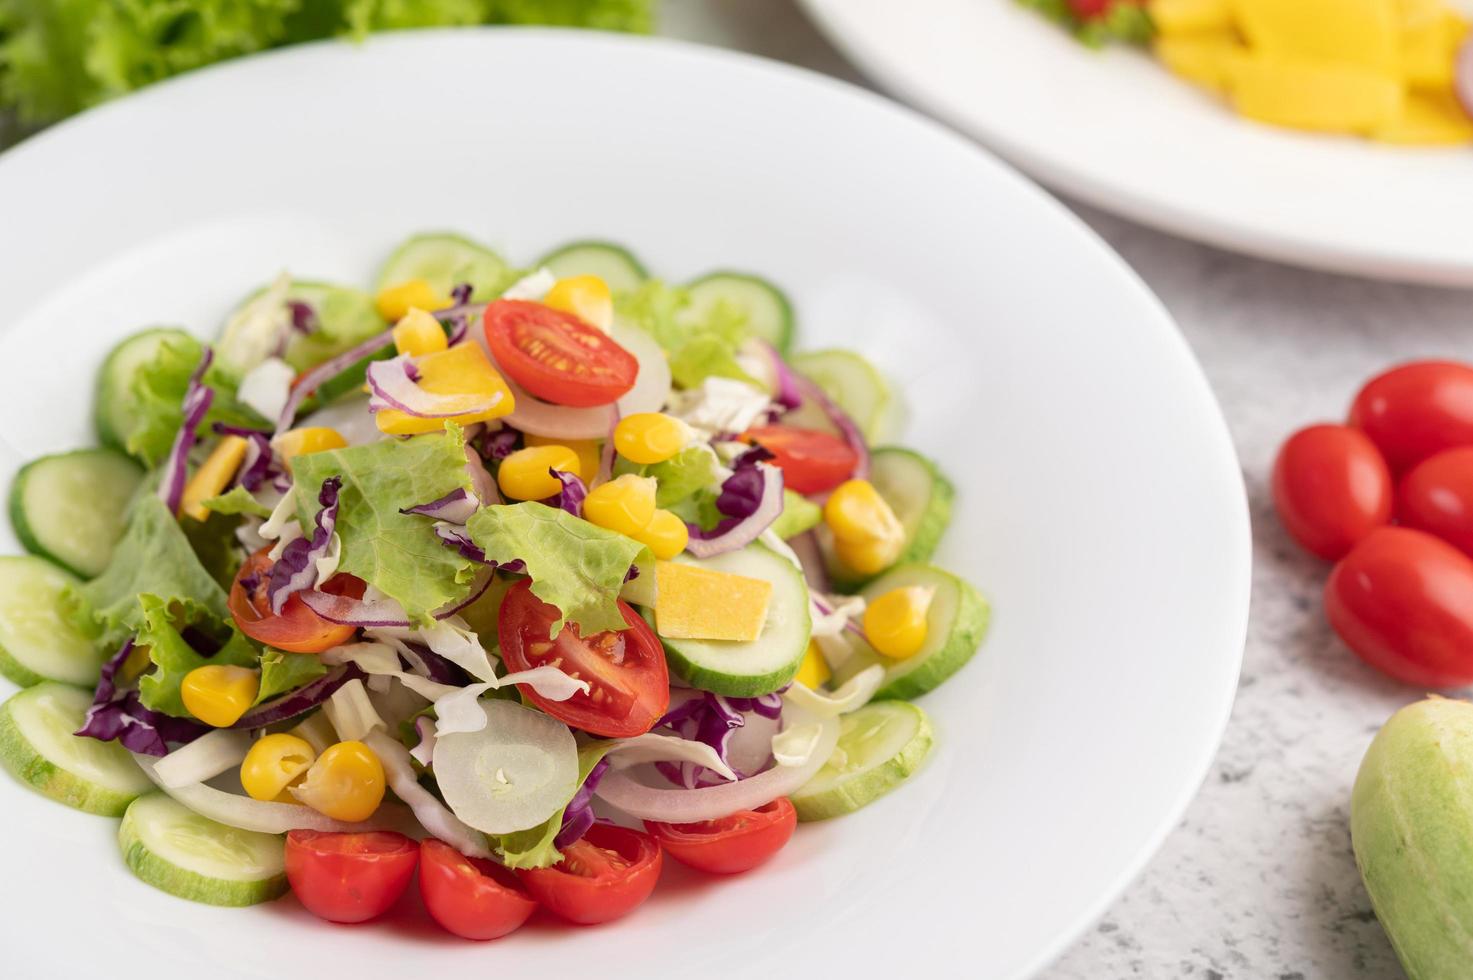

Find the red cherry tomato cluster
[[1273, 361, 1473, 687], [284, 799, 798, 939]]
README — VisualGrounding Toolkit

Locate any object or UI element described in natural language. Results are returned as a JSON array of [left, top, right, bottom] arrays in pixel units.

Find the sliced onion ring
[[367, 356, 504, 419], [594, 712, 839, 822]]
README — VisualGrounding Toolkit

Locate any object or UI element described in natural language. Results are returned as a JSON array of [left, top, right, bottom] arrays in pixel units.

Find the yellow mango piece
[[1231, 55, 1404, 134], [375, 343, 516, 436], [1233, 0, 1399, 74], [654, 560, 773, 642], [1155, 32, 1249, 91], [1149, 0, 1232, 36], [1372, 91, 1473, 144]]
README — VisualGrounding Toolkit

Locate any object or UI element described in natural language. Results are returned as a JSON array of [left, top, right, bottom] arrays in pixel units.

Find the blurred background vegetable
[[0, 0, 657, 125]]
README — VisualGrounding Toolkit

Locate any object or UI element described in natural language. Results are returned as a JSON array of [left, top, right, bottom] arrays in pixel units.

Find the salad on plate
[[0, 232, 988, 936]]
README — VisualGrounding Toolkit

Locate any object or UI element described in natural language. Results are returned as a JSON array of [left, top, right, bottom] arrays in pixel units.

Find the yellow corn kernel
[[290, 740, 386, 822], [376, 278, 450, 323], [633, 508, 689, 560], [794, 640, 832, 689], [614, 412, 690, 465], [375, 343, 516, 436], [527, 434, 601, 479], [180, 665, 260, 728], [392, 307, 450, 358], [273, 426, 347, 472], [544, 275, 614, 332], [824, 479, 904, 547], [240, 733, 317, 802], [583, 474, 658, 537], [835, 535, 905, 578], [863, 586, 934, 660], [180, 436, 249, 522], [498, 445, 582, 501]]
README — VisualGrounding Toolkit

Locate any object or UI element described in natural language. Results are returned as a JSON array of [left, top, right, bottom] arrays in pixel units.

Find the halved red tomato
[[497, 578, 668, 738], [741, 425, 859, 494], [644, 797, 797, 874], [516, 824, 663, 925], [229, 546, 365, 654], [285, 830, 418, 924], [419, 838, 538, 940], [484, 299, 638, 408]]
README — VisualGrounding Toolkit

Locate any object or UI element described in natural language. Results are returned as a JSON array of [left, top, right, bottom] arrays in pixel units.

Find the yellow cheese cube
[[1155, 33, 1249, 92], [1372, 91, 1473, 144], [1233, 0, 1399, 74], [375, 343, 516, 436], [1149, 0, 1233, 36], [654, 560, 773, 642], [1231, 55, 1404, 134]]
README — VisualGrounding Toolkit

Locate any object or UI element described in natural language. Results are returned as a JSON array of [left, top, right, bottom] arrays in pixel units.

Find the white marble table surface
[[665, 2, 1473, 977]]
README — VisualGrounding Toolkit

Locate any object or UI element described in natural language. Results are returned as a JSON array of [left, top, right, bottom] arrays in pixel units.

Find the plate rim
[[0, 27, 1252, 979]]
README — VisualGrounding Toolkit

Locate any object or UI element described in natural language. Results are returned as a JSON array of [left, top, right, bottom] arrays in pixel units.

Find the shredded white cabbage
[[321, 642, 458, 702], [151, 729, 252, 788], [216, 271, 292, 378], [364, 731, 492, 857], [429, 666, 591, 738], [289, 711, 337, 756], [367, 617, 497, 683], [322, 678, 385, 742], [259, 490, 302, 555], [785, 664, 885, 719], [668, 376, 773, 437], [771, 720, 827, 767], [603, 732, 738, 781], [237, 356, 296, 422], [500, 267, 556, 301]]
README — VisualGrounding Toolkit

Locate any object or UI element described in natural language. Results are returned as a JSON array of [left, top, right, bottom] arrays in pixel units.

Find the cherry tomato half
[[517, 823, 662, 925], [1325, 526, 1473, 687], [1349, 360, 1473, 473], [645, 797, 797, 874], [742, 425, 859, 494], [418, 838, 537, 941], [285, 830, 419, 924], [1271, 424, 1392, 560], [498, 578, 669, 738], [229, 547, 365, 653], [484, 299, 638, 408], [1397, 447, 1473, 558]]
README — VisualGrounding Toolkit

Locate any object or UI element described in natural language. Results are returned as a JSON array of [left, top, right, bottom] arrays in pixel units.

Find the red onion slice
[[158, 348, 216, 514], [594, 712, 839, 822], [277, 326, 396, 432], [684, 463, 785, 558], [366, 356, 505, 419], [401, 487, 479, 524]]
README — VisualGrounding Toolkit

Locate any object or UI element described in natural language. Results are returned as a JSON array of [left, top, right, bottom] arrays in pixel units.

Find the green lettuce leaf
[[256, 648, 327, 703], [770, 489, 821, 540], [135, 594, 259, 717], [201, 486, 272, 519], [617, 280, 754, 389], [496, 740, 615, 869], [646, 445, 720, 508], [465, 502, 648, 637], [668, 334, 756, 389], [78, 492, 231, 647], [124, 332, 266, 466], [290, 425, 477, 624]]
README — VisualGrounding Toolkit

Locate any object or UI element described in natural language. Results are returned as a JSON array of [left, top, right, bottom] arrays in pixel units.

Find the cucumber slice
[[0, 682, 151, 816], [648, 544, 811, 697], [827, 446, 955, 589], [835, 564, 989, 701], [94, 327, 195, 450], [10, 449, 144, 578], [0, 557, 104, 687], [790, 349, 894, 442], [791, 700, 933, 821], [119, 793, 288, 907], [537, 240, 648, 294], [376, 232, 512, 301], [681, 272, 795, 354]]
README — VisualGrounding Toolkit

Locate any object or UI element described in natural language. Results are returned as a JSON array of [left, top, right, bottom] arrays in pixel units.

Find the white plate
[[801, 0, 1473, 286], [0, 30, 1248, 980]]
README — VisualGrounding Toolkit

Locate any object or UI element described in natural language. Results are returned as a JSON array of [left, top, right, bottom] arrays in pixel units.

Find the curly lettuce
[[135, 594, 258, 717], [617, 280, 755, 389]]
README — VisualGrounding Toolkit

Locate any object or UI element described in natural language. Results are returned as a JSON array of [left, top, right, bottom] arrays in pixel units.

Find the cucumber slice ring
[[863, 564, 990, 702], [119, 793, 288, 907], [791, 700, 934, 822], [0, 682, 151, 817], [537, 240, 649, 294], [375, 232, 512, 301], [0, 557, 104, 687], [94, 327, 196, 451], [681, 271, 795, 354], [10, 449, 144, 578]]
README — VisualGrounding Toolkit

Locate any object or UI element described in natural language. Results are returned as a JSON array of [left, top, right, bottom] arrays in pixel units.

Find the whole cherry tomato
[[285, 830, 419, 923], [1397, 447, 1473, 558], [645, 797, 798, 874], [1325, 526, 1473, 687], [1349, 361, 1473, 473], [1272, 424, 1392, 560], [418, 838, 537, 941]]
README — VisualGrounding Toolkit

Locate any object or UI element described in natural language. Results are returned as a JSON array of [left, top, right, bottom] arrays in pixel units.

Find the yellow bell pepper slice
[[374, 343, 516, 436]]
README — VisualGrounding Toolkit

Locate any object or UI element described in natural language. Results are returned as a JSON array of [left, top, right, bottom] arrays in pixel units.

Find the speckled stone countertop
[[668, 2, 1473, 976]]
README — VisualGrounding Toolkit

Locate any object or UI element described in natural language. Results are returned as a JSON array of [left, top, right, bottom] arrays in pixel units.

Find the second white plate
[[802, 0, 1473, 286]]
